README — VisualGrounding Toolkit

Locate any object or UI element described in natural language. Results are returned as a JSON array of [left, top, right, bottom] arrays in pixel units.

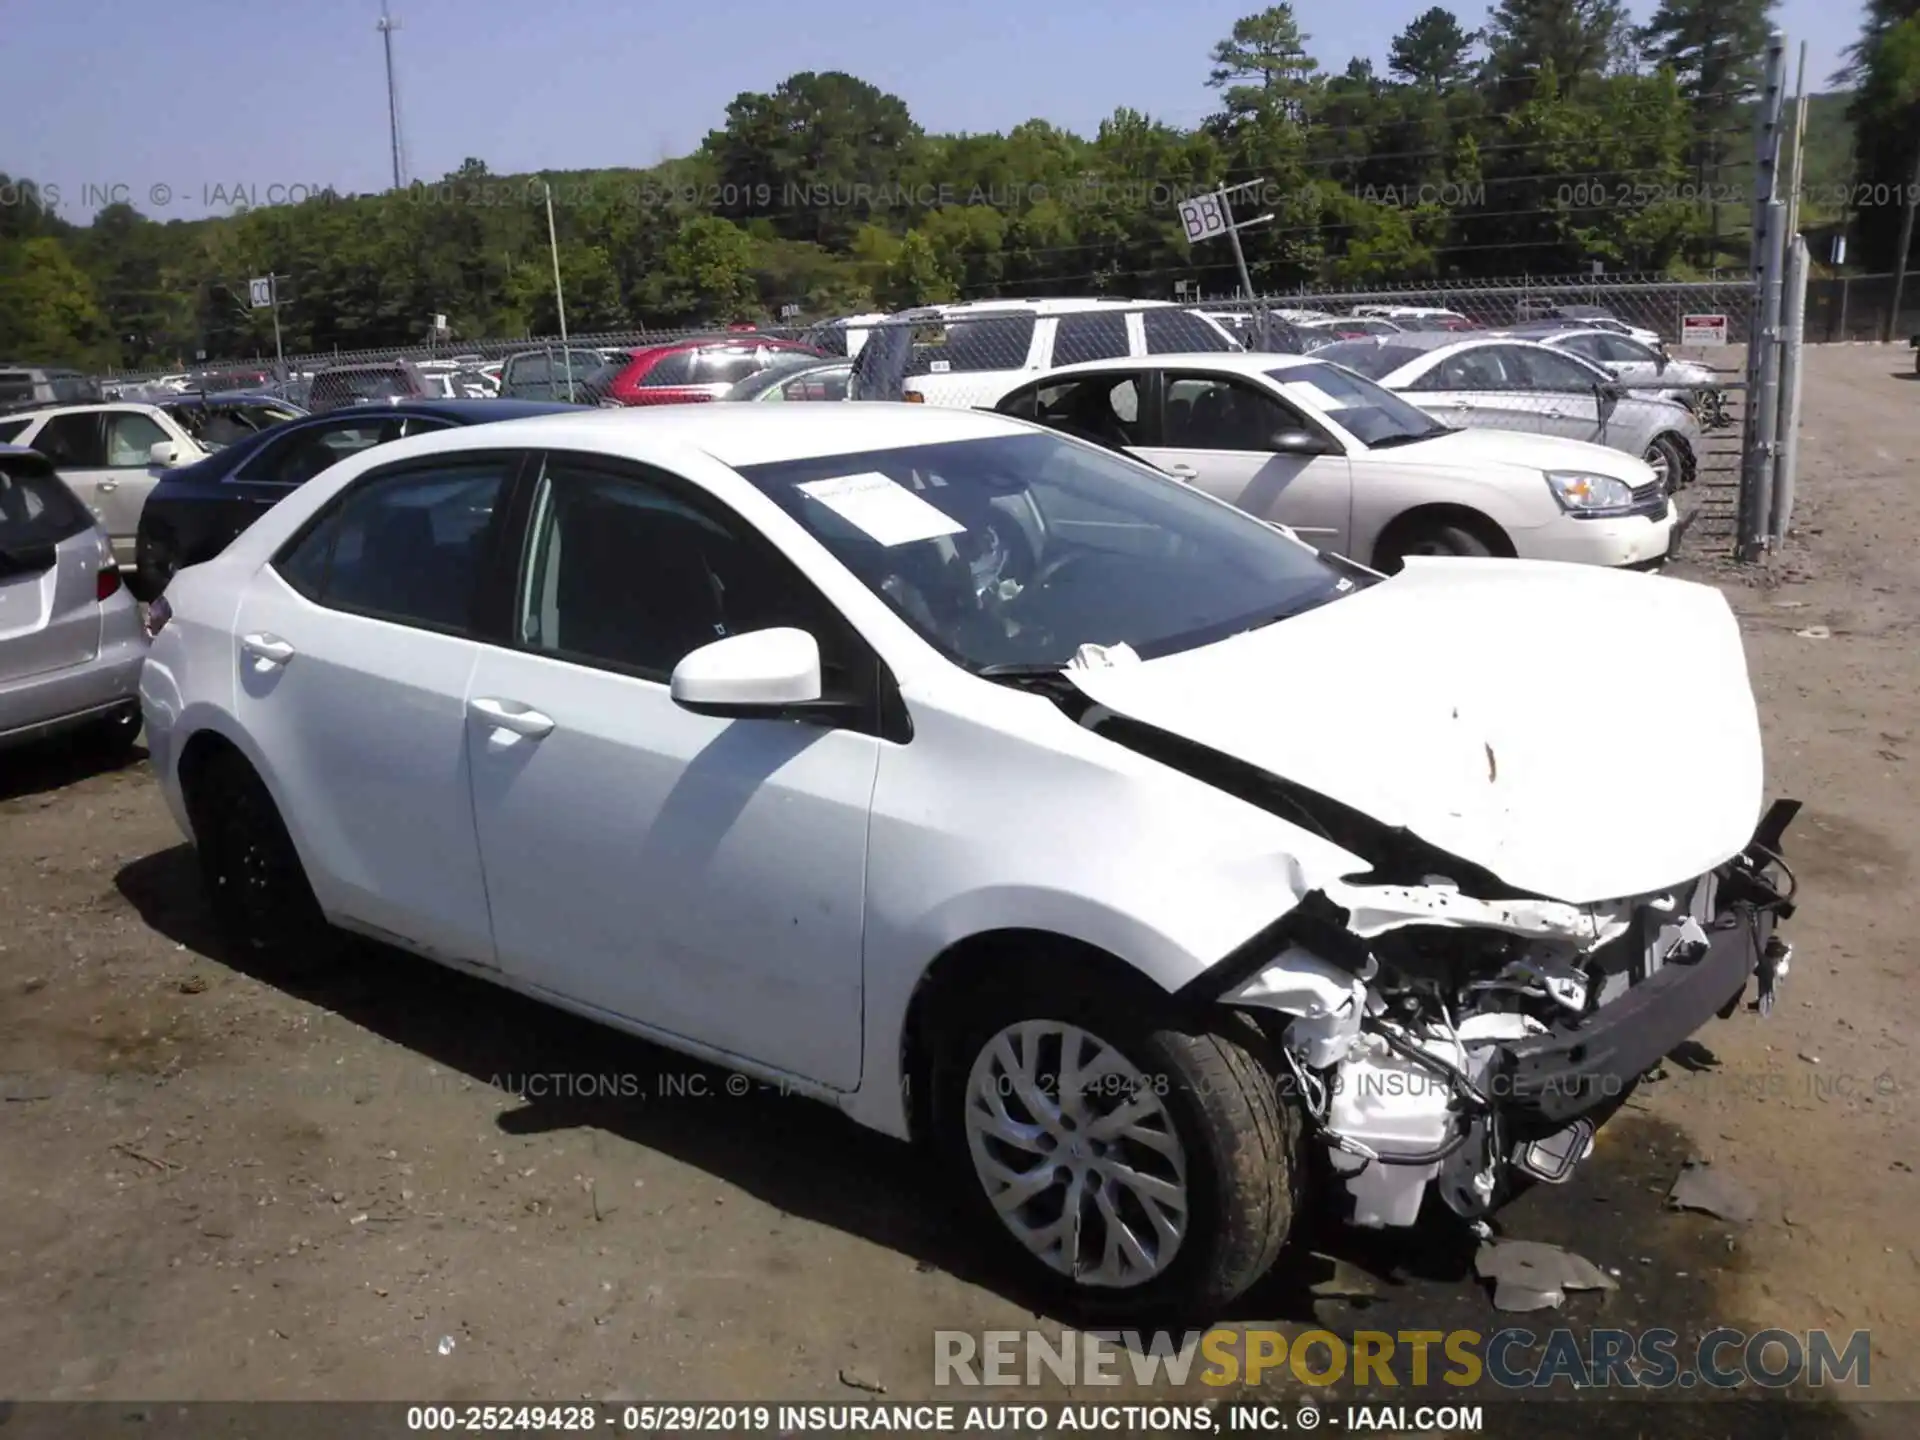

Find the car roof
[[313, 398, 580, 423], [1, 400, 168, 420], [158, 391, 305, 406], [893, 297, 1184, 319], [996, 353, 1327, 383], [345, 400, 1028, 470], [622, 336, 820, 360]]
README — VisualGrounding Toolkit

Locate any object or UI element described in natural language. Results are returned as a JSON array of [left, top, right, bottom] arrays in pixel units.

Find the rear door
[[0, 459, 105, 683], [27, 413, 110, 529]]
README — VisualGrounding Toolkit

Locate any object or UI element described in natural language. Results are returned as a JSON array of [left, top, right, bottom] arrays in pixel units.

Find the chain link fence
[[85, 280, 1761, 562], [1808, 269, 1920, 345]]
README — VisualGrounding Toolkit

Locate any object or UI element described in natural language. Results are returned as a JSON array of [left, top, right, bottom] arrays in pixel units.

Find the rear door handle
[[1163, 463, 1198, 480], [98, 480, 118, 493], [241, 632, 295, 665], [469, 697, 555, 739]]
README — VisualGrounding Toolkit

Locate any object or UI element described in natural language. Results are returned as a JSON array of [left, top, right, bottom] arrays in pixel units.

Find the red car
[[589, 337, 827, 407]]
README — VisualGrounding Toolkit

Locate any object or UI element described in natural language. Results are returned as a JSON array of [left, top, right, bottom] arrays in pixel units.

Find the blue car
[[131, 398, 578, 600]]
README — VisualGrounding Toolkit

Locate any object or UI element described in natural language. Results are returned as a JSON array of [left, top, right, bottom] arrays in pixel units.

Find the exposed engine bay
[[1220, 799, 1801, 1229]]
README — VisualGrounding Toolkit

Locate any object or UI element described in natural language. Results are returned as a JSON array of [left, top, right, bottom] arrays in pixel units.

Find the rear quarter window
[[1142, 309, 1237, 354], [0, 463, 93, 547], [905, 315, 1037, 375]]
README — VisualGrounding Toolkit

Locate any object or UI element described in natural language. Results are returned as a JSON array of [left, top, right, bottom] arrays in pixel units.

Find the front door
[[1134, 372, 1354, 551], [93, 409, 178, 563], [463, 452, 879, 1088]]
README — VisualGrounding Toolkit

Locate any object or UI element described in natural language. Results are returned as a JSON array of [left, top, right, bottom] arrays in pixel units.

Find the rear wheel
[[933, 970, 1302, 1316], [186, 750, 330, 961]]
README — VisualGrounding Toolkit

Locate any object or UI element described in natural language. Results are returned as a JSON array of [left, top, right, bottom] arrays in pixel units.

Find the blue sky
[[3, 0, 1856, 223]]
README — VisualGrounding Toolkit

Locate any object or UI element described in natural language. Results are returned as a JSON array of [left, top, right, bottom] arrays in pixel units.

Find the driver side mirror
[[1270, 429, 1333, 456], [670, 628, 852, 722], [1595, 383, 1623, 420], [148, 440, 182, 468]]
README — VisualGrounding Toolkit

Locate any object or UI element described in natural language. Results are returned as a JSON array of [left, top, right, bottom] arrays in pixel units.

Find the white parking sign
[[248, 277, 274, 309], [1178, 195, 1228, 244]]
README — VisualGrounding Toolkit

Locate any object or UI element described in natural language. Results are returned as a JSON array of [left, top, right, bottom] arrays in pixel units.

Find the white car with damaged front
[[137, 404, 1798, 1315]]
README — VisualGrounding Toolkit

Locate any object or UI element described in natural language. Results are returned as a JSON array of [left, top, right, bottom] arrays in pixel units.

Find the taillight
[[903, 391, 925, 403], [97, 566, 122, 601], [145, 595, 172, 638]]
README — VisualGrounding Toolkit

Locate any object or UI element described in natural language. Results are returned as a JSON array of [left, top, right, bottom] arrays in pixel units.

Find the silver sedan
[[0, 446, 147, 756], [1313, 333, 1706, 492]]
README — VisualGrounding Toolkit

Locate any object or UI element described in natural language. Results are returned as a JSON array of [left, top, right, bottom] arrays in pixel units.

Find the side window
[[1028, 375, 1143, 448], [1429, 349, 1513, 391], [1556, 334, 1607, 362], [30, 414, 104, 467], [274, 456, 514, 631], [1513, 347, 1603, 392], [998, 385, 1038, 420], [1053, 313, 1131, 364], [105, 411, 171, 466], [695, 349, 765, 387], [1163, 376, 1300, 450], [639, 351, 696, 387], [246, 418, 405, 486], [1142, 309, 1238, 354], [0, 419, 29, 444], [516, 455, 860, 686], [1600, 335, 1653, 364]]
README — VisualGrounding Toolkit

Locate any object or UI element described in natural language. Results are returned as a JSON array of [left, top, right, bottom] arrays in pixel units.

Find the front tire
[[934, 976, 1302, 1317], [186, 750, 330, 961], [1645, 433, 1688, 494], [1374, 517, 1497, 573]]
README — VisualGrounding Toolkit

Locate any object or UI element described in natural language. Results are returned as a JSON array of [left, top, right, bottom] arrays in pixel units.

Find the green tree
[[658, 216, 761, 322], [1389, 8, 1476, 90], [1636, 0, 1775, 264], [1483, 0, 1632, 93], [0, 236, 111, 364], [880, 230, 958, 306], [1208, 6, 1321, 122], [1847, 12, 1920, 271], [704, 72, 921, 248]]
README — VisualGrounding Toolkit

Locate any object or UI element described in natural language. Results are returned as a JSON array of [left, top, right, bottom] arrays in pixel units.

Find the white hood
[[1069, 559, 1763, 905], [1397, 427, 1657, 483]]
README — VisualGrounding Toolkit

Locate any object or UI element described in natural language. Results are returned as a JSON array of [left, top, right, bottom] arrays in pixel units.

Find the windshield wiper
[[1367, 431, 1445, 449], [975, 661, 1070, 680]]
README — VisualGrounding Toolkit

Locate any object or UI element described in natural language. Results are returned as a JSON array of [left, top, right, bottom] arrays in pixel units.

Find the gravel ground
[[1, 347, 1915, 1433]]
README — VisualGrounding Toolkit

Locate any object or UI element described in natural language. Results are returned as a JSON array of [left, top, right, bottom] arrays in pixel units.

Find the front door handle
[[470, 697, 555, 739], [241, 632, 295, 665], [98, 480, 119, 493], [1163, 463, 1198, 480]]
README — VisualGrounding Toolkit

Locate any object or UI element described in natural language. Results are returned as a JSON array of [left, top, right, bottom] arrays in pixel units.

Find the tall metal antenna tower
[[377, 1, 407, 190]]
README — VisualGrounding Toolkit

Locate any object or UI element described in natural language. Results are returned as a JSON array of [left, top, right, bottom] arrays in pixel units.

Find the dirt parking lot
[[2, 348, 1916, 1433]]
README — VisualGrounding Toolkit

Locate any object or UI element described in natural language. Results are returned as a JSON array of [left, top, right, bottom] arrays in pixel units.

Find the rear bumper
[[0, 602, 147, 750]]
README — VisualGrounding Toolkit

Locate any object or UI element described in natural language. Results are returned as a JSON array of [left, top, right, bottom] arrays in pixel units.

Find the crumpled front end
[[1207, 800, 1801, 1230]]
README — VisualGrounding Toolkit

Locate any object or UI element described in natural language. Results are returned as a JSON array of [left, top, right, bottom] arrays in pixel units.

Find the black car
[[306, 360, 432, 413], [154, 392, 309, 450], [131, 398, 577, 600]]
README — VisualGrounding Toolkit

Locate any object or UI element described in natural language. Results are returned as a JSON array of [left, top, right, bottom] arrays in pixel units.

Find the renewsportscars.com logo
[[933, 1326, 1872, 1391]]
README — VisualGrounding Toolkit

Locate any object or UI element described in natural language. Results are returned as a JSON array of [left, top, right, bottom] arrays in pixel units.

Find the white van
[[892, 299, 1242, 407]]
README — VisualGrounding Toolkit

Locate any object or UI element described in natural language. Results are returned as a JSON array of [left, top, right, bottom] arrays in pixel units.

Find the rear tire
[[1374, 517, 1498, 573], [931, 966, 1302, 1318], [186, 750, 331, 962]]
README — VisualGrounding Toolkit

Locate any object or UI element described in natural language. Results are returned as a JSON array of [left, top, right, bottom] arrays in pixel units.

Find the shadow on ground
[[0, 737, 147, 805], [115, 843, 1872, 1435]]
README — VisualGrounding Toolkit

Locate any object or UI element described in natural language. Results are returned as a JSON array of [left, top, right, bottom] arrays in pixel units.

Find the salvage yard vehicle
[[0, 446, 146, 755], [7, 401, 214, 566], [993, 354, 1675, 570], [1314, 333, 1704, 493], [140, 404, 1799, 1314], [131, 399, 576, 601]]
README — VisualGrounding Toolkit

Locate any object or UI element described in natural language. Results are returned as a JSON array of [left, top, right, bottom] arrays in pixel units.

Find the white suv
[[890, 299, 1242, 408], [0, 403, 209, 566]]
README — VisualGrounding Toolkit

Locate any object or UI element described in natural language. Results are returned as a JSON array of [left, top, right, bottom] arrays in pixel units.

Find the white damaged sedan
[[138, 404, 1799, 1314]]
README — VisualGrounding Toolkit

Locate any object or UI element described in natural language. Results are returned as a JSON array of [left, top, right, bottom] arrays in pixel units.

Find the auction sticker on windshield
[[796, 471, 967, 547]]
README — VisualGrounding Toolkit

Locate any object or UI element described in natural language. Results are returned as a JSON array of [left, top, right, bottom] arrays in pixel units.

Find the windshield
[[1308, 341, 1427, 380], [1268, 362, 1448, 448], [735, 432, 1350, 673], [162, 401, 299, 449], [0, 461, 93, 548]]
